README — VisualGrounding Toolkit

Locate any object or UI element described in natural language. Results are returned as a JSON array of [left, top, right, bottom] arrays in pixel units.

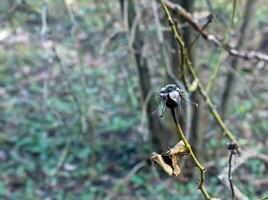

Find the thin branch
[[99, 27, 125, 55], [40, 0, 48, 42], [219, 176, 249, 200], [219, 147, 268, 200], [160, 0, 239, 146], [152, 0, 192, 140], [170, 108, 214, 200], [104, 161, 146, 200], [188, 14, 213, 53], [220, 0, 257, 118], [163, 0, 268, 63], [228, 152, 235, 200], [206, 0, 238, 94], [206, 0, 235, 94], [227, 143, 239, 200], [160, 3, 189, 90], [232, 0, 237, 25]]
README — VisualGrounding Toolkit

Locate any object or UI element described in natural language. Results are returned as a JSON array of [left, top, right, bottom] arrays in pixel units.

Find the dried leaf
[[151, 152, 173, 176], [166, 141, 188, 156], [171, 155, 181, 176], [151, 141, 189, 176]]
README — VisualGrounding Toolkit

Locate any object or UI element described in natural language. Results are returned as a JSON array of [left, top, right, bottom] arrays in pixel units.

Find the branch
[[227, 143, 239, 200], [152, 0, 192, 141], [160, 1, 190, 90], [206, 0, 236, 94], [104, 161, 146, 200], [219, 147, 268, 200], [160, 0, 239, 146], [163, 0, 268, 63], [40, 0, 48, 42], [170, 108, 215, 200], [220, 0, 257, 118], [228, 151, 235, 200]]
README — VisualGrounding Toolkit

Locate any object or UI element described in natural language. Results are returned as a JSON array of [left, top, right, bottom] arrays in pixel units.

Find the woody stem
[[170, 108, 212, 200]]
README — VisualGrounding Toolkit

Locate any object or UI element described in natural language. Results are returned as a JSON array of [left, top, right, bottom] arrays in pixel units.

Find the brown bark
[[123, 0, 166, 150]]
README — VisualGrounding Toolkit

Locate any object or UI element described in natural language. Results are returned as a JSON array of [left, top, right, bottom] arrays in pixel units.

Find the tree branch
[[163, 0, 268, 63], [170, 108, 215, 200], [160, 0, 239, 146]]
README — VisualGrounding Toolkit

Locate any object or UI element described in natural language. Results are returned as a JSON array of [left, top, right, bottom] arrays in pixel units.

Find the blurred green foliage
[[0, 0, 267, 199]]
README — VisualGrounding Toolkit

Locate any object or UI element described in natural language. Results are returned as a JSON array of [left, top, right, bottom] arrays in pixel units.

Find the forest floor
[[0, 1, 268, 200]]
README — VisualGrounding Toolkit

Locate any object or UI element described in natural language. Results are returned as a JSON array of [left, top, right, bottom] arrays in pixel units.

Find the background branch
[[163, 0, 268, 63], [161, 0, 239, 145]]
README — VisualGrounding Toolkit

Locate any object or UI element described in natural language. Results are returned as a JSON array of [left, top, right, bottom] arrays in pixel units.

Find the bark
[[123, 0, 166, 150]]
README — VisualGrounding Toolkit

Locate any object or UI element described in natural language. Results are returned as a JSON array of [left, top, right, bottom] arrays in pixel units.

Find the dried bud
[[158, 84, 197, 113], [158, 84, 182, 109], [227, 143, 238, 151]]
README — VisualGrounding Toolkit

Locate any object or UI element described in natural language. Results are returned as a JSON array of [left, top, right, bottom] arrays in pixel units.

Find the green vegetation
[[0, 0, 268, 199]]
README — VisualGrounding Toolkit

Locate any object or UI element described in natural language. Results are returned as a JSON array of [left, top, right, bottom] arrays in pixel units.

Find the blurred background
[[0, 0, 268, 199]]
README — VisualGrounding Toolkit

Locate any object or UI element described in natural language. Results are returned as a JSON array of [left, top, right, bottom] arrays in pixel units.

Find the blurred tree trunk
[[121, 0, 166, 150], [220, 0, 257, 118]]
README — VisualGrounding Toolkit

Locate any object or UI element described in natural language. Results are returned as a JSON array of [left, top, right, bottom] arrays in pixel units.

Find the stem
[[170, 108, 212, 200], [206, 0, 236, 94], [160, 0, 239, 147], [163, 0, 268, 63], [160, 0, 189, 90], [197, 82, 237, 143], [228, 151, 236, 200]]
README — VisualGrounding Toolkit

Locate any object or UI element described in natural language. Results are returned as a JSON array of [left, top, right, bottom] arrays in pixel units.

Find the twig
[[228, 152, 235, 200], [159, 0, 191, 90], [206, 0, 236, 94], [160, 0, 239, 146], [204, 0, 228, 25], [139, 89, 154, 141], [170, 108, 214, 200], [219, 176, 249, 200], [232, 0, 237, 25], [40, 0, 48, 42], [188, 14, 213, 53], [99, 28, 126, 55], [163, 0, 268, 63], [219, 147, 268, 200], [220, 0, 256, 118], [227, 143, 239, 200], [152, 0, 192, 140], [104, 161, 146, 200]]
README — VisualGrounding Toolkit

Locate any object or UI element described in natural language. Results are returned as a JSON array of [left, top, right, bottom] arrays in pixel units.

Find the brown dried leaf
[[166, 141, 188, 156], [151, 152, 173, 176], [151, 141, 189, 176], [171, 155, 181, 176]]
